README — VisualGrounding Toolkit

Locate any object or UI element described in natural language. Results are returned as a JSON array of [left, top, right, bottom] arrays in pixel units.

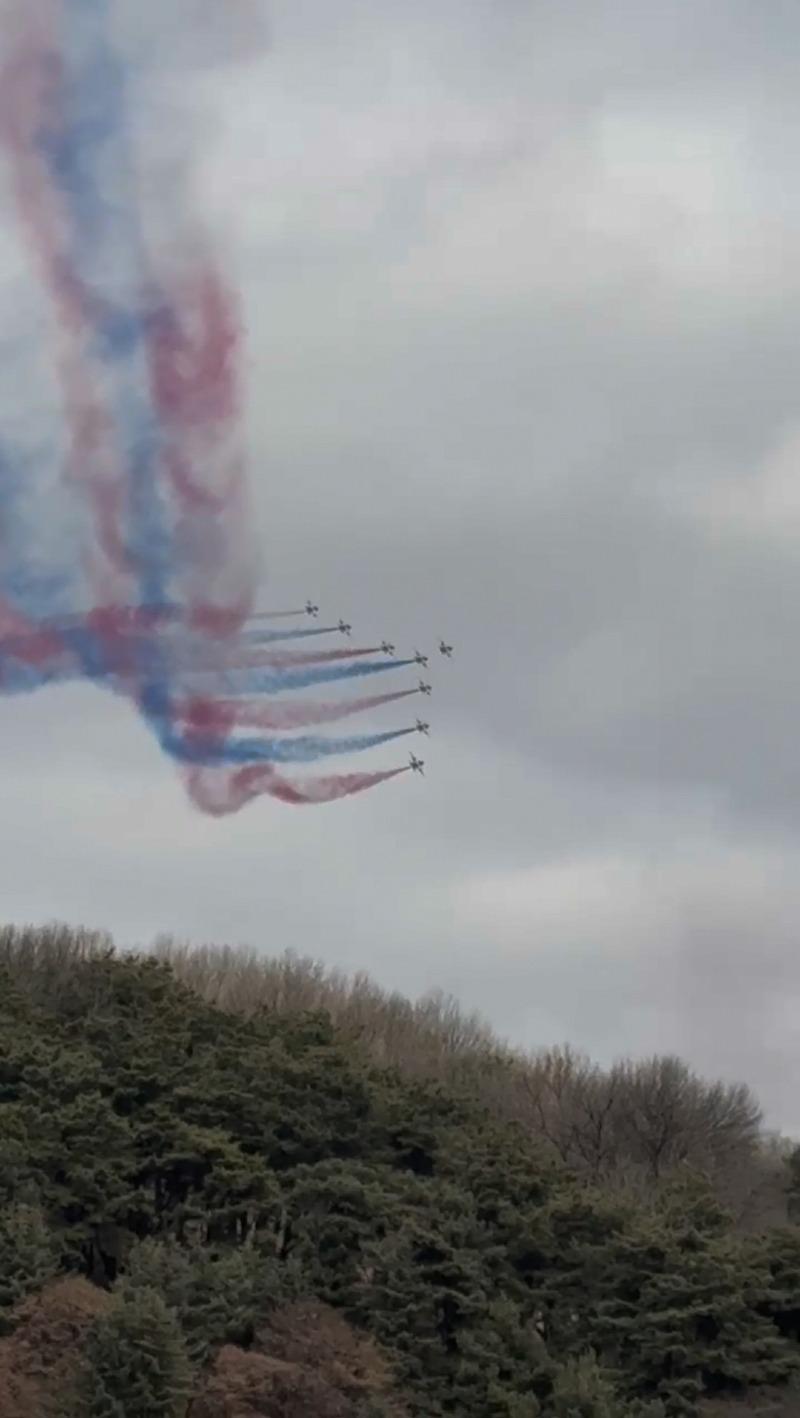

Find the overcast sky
[[3, 0, 800, 1130]]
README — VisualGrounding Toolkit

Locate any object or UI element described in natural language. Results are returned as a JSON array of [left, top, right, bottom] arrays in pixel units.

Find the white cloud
[[662, 424, 800, 546], [3, 0, 800, 1131]]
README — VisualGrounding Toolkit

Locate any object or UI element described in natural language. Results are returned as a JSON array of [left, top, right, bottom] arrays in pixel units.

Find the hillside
[[0, 925, 799, 1416]]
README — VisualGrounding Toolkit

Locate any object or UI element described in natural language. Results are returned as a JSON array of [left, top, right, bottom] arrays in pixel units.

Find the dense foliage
[[0, 929, 798, 1416]]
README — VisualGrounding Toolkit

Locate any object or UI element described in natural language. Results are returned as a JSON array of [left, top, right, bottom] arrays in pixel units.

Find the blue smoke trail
[[141, 680, 415, 765], [235, 625, 343, 646], [40, 0, 174, 609], [185, 658, 417, 697]]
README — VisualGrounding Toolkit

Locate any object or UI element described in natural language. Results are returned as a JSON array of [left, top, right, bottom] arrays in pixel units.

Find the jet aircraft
[[409, 753, 425, 774]]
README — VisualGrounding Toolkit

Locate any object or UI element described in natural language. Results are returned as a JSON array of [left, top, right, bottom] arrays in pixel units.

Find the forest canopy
[[0, 923, 799, 1417]]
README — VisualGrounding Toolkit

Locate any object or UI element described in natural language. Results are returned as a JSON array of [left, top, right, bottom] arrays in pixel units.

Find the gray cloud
[[3, 0, 800, 1130]]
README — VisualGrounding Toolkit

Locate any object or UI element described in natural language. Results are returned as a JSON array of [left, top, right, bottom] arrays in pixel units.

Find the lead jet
[[439, 640, 453, 657], [409, 753, 425, 774], [338, 619, 352, 636], [415, 719, 430, 735]]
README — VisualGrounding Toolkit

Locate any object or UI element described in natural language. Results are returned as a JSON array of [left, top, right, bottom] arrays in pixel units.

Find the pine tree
[[77, 1286, 192, 1418], [0, 1204, 59, 1318], [550, 1353, 661, 1418], [123, 1236, 296, 1365]]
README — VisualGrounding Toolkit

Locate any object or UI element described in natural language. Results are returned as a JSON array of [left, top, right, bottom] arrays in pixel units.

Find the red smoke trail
[[0, 627, 382, 683], [210, 645, 381, 670], [144, 265, 256, 633], [148, 269, 241, 512], [185, 763, 409, 813], [176, 686, 418, 733], [109, 643, 383, 676]]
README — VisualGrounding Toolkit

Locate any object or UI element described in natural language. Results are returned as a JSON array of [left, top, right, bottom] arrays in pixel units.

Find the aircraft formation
[[252, 600, 453, 781]]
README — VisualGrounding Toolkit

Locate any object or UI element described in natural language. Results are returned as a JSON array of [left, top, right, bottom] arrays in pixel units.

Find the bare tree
[[3, 925, 782, 1217]]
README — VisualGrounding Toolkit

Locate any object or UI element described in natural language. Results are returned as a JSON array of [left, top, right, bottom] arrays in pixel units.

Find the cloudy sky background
[[3, 0, 800, 1128]]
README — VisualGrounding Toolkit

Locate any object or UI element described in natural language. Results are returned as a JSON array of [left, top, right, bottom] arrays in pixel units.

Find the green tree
[[122, 1236, 298, 1365], [750, 1225, 800, 1345], [77, 1286, 191, 1417], [535, 1181, 796, 1415], [550, 1353, 629, 1417], [0, 1203, 59, 1320], [785, 1147, 800, 1223]]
